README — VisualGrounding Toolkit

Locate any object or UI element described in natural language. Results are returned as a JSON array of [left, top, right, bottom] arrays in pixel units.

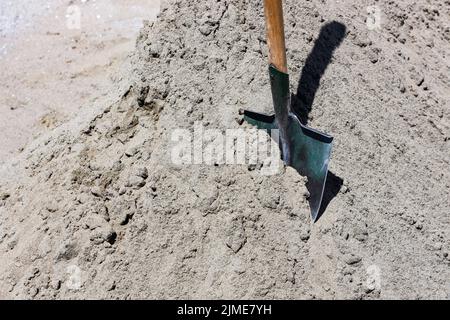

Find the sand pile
[[0, 0, 449, 299]]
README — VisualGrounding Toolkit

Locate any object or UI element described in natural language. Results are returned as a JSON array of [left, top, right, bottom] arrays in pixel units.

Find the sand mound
[[0, 0, 448, 299]]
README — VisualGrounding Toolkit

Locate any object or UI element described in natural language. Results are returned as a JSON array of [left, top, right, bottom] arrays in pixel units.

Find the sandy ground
[[0, 0, 160, 162], [0, 0, 449, 300]]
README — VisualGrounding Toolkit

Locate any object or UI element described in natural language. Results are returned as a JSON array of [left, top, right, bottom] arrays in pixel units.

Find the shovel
[[240, 0, 333, 222]]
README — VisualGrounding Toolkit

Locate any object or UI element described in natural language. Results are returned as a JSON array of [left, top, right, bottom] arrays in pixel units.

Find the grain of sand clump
[[0, 0, 449, 299]]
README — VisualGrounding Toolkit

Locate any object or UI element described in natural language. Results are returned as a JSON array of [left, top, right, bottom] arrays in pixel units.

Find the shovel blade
[[287, 113, 333, 221], [242, 110, 333, 221]]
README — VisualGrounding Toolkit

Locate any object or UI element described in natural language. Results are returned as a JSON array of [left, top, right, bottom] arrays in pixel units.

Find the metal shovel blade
[[242, 66, 333, 221]]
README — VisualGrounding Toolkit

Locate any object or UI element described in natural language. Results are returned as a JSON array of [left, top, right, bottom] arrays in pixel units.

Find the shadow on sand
[[291, 21, 347, 221]]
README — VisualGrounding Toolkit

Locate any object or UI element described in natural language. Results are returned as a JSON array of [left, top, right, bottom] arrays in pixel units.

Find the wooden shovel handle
[[264, 0, 287, 73]]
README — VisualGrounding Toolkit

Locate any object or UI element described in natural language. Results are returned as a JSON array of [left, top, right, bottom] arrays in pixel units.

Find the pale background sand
[[0, 0, 161, 161]]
